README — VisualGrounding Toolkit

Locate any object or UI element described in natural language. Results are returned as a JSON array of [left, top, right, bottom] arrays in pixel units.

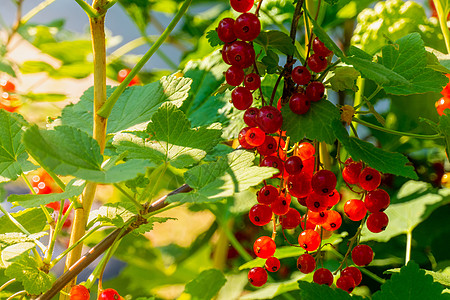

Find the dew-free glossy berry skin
[[225, 41, 255, 68], [307, 54, 328, 73], [243, 107, 259, 127], [271, 195, 291, 215], [322, 210, 342, 231], [222, 44, 232, 65], [307, 210, 329, 225], [312, 37, 333, 57], [257, 135, 277, 156], [238, 127, 255, 149], [257, 106, 283, 133], [436, 97, 450, 116], [298, 229, 321, 251], [0, 79, 15, 92], [284, 156, 303, 175], [244, 73, 261, 90], [245, 127, 265, 146], [365, 189, 390, 212], [257, 185, 278, 205], [280, 208, 301, 229], [336, 275, 356, 293], [313, 268, 334, 286], [230, 0, 254, 13], [359, 167, 381, 191], [291, 66, 311, 85], [297, 253, 316, 273], [341, 266, 362, 286], [342, 161, 363, 185], [234, 13, 261, 41], [265, 256, 280, 272], [287, 172, 312, 198], [117, 69, 140, 86], [311, 170, 336, 195], [99, 288, 120, 300], [232, 87, 253, 110], [289, 93, 310, 115], [249, 204, 272, 226], [225, 65, 245, 86], [298, 142, 315, 160], [248, 267, 268, 287], [305, 81, 325, 102], [344, 199, 367, 221], [261, 156, 284, 177], [327, 189, 340, 207], [300, 215, 315, 230], [306, 192, 329, 212], [366, 212, 389, 233], [352, 245, 374, 266], [70, 285, 90, 300], [254, 236, 276, 258], [217, 18, 236, 43]]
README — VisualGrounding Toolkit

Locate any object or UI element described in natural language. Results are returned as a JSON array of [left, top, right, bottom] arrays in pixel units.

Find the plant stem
[[0, 279, 16, 293], [21, 0, 57, 24], [352, 118, 443, 140], [113, 183, 143, 211], [97, 0, 193, 118], [20, 173, 54, 227], [405, 230, 412, 265], [219, 220, 253, 262], [0, 204, 30, 235], [434, 0, 450, 53], [74, 0, 100, 18], [6, 290, 26, 300]]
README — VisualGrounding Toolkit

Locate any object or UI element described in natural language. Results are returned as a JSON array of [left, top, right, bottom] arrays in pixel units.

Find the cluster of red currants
[[436, 74, 450, 116], [0, 79, 20, 112], [70, 285, 121, 300]]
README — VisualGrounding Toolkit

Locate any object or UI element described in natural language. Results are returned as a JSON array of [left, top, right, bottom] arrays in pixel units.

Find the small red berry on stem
[[366, 211, 389, 233], [311, 170, 336, 195], [225, 65, 245, 86], [280, 208, 301, 229], [232, 87, 253, 110], [336, 275, 356, 293], [322, 210, 342, 231], [238, 127, 255, 149], [271, 195, 291, 215], [358, 167, 381, 191], [70, 285, 90, 300], [289, 93, 310, 115], [217, 18, 237, 43], [344, 199, 367, 221], [245, 127, 266, 146], [297, 253, 316, 273], [249, 204, 272, 226], [342, 161, 363, 185], [248, 267, 268, 287], [352, 244, 374, 266], [260, 155, 284, 177], [244, 73, 261, 90], [312, 37, 333, 57], [307, 54, 328, 73], [99, 288, 120, 300], [254, 236, 276, 258], [257, 185, 278, 205], [230, 0, 255, 13], [257, 135, 278, 156], [284, 156, 303, 175], [257, 106, 283, 133], [234, 13, 261, 41], [265, 256, 280, 272], [313, 268, 334, 286], [298, 229, 321, 251], [291, 66, 311, 85], [305, 81, 325, 101], [341, 266, 362, 286], [365, 189, 390, 212], [244, 107, 259, 127]]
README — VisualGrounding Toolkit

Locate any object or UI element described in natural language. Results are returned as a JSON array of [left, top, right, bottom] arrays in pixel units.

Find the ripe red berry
[[265, 256, 280, 272], [245, 127, 266, 146], [280, 208, 301, 229], [230, 0, 254, 13], [313, 268, 334, 286], [300, 214, 316, 230], [298, 229, 321, 251], [298, 142, 315, 160], [225, 41, 255, 68], [0, 79, 15, 93], [254, 236, 276, 258], [307, 54, 328, 73], [222, 44, 232, 65], [249, 204, 272, 226], [358, 167, 381, 191], [238, 127, 255, 149], [232, 87, 253, 110], [244, 73, 261, 90], [99, 288, 120, 300], [289, 93, 311, 115], [322, 210, 342, 231], [117, 69, 140, 86], [70, 285, 90, 300], [257, 185, 278, 205], [217, 18, 236, 43], [312, 37, 333, 57], [291, 66, 311, 85], [260, 156, 284, 177], [248, 267, 268, 287], [307, 210, 329, 225], [344, 199, 367, 221], [271, 195, 291, 215], [342, 161, 363, 185], [366, 212, 389, 233], [336, 275, 356, 293], [352, 244, 374, 266], [257, 106, 283, 133], [436, 97, 450, 116], [297, 253, 316, 273], [305, 81, 325, 102], [311, 170, 336, 196], [326, 189, 340, 207], [287, 172, 312, 198], [257, 135, 277, 156], [243, 107, 259, 127], [284, 156, 303, 175], [341, 266, 362, 286], [365, 189, 390, 212], [234, 13, 261, 41], [225, 65, 245, 86]]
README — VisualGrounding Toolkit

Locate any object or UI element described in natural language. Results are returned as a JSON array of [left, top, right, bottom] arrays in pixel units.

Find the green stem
[[405, 230, 412, 265], [434, 0, 450, 54], [0, 279, 16, 293], [352, 118, 443, 140], [138, 163, 168, 203], [74, 0, 100, 18], [108, 37, 147, 62], [21, 0, 57, 24], [218, 220, 252, 262], [0, 204, 30, 235], [260, 8, 290, 35], [113, 183, 144, 211], [6, 290, 26, 300], [102, 0, 118, 10], [97, 0, 192, 118]]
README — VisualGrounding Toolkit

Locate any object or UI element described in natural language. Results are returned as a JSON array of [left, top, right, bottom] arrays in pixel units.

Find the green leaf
[[328, 66, 360, 92], [333, 120, 418, 179], [1, 242, 36, 266], [372, 261, 449, 300], [168, 150, 278, 203], [281, 100, 341, 144], [324, 0, 339, 4], [261, 50, 280, 74], [61, 74, 192, 135], [89, 202, 138, 227], [0, 61, 16, 77], [5, 256, 53, 294], [114, 103, 222, 168], [184, 269, 227, 300], [8, 179, 85, 208], [309, 17, 345, 59], [22, 92, 66, 102], [133, 217, 176, 235], [0, 208, 46, 234], [438, 113, 450, 159], [206, 30, 224, 47], [23, 125, 152, 183], [360, 181, 450, 243], [254, 30, 295, 56], [0, 232, 47, 247], [385, 268, 450, 287], [240, 273, 308, 299], [0, 110, 36, 182], [297, 281, 364, 300], [426, 49, 450, 73]]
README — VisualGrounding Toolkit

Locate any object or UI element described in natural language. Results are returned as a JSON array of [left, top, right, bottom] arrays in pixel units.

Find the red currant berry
[[365, 189, 390, 212], [336, 275, 356, 293], [217, 18, 237, 43], [244, 73, 261, 90], [366, 212, 389, 233], [300, 214, 316, 230], [342, 161, 363, 185], [257, 185, 278, 205], [289, 93, 311, 115], [234, 13, 261, 41], [248, 267, 268, 287], [232, 86, 253, 110], [313, 268, 334, 286], [225, 41, 255, 68], [46, 201, 60, 211], [0, 79, 15, 93], [306, 192, 329, 212], [249, 204, 272, 226], [265, 256, 280, 272], [280, 208, 301, 229], [243, 107, 259, 127], [230, 0, 255, 13], [307, 210, 329, 225], [352, 245, 374, 266], [307, 54, 328, 73], [238, 127, 255, 149], [312, 37, 333, 57], [271, 195, 291, 215], [305, 81, 325, 102], [322, 210, 342, 231], [287, 172, 312, 198], [297, 253, 316, 273], [291, 66, 311, 85], [344, 199, 367, 221], [298, 229, 321, 251], [327, 189, 340, 207], [117, 69, 140, 86], [284, 156, 303, 175], [311, 170, 336, 196], [358, 167, 381, 191], [257, 135, 277, 156], [99, 288, 120, 300], [341, 266, 362, 286], [222, 44, 232, 65], [298, 142, 315, 160], [225, 65, 245, 86], [260, 155, 284, 177], [257, 106, 283, 133], [245, 127, 266, 146], [254, 236, 276, 258], [70, 285, 90, 300], [436, 97, 450, 116]]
